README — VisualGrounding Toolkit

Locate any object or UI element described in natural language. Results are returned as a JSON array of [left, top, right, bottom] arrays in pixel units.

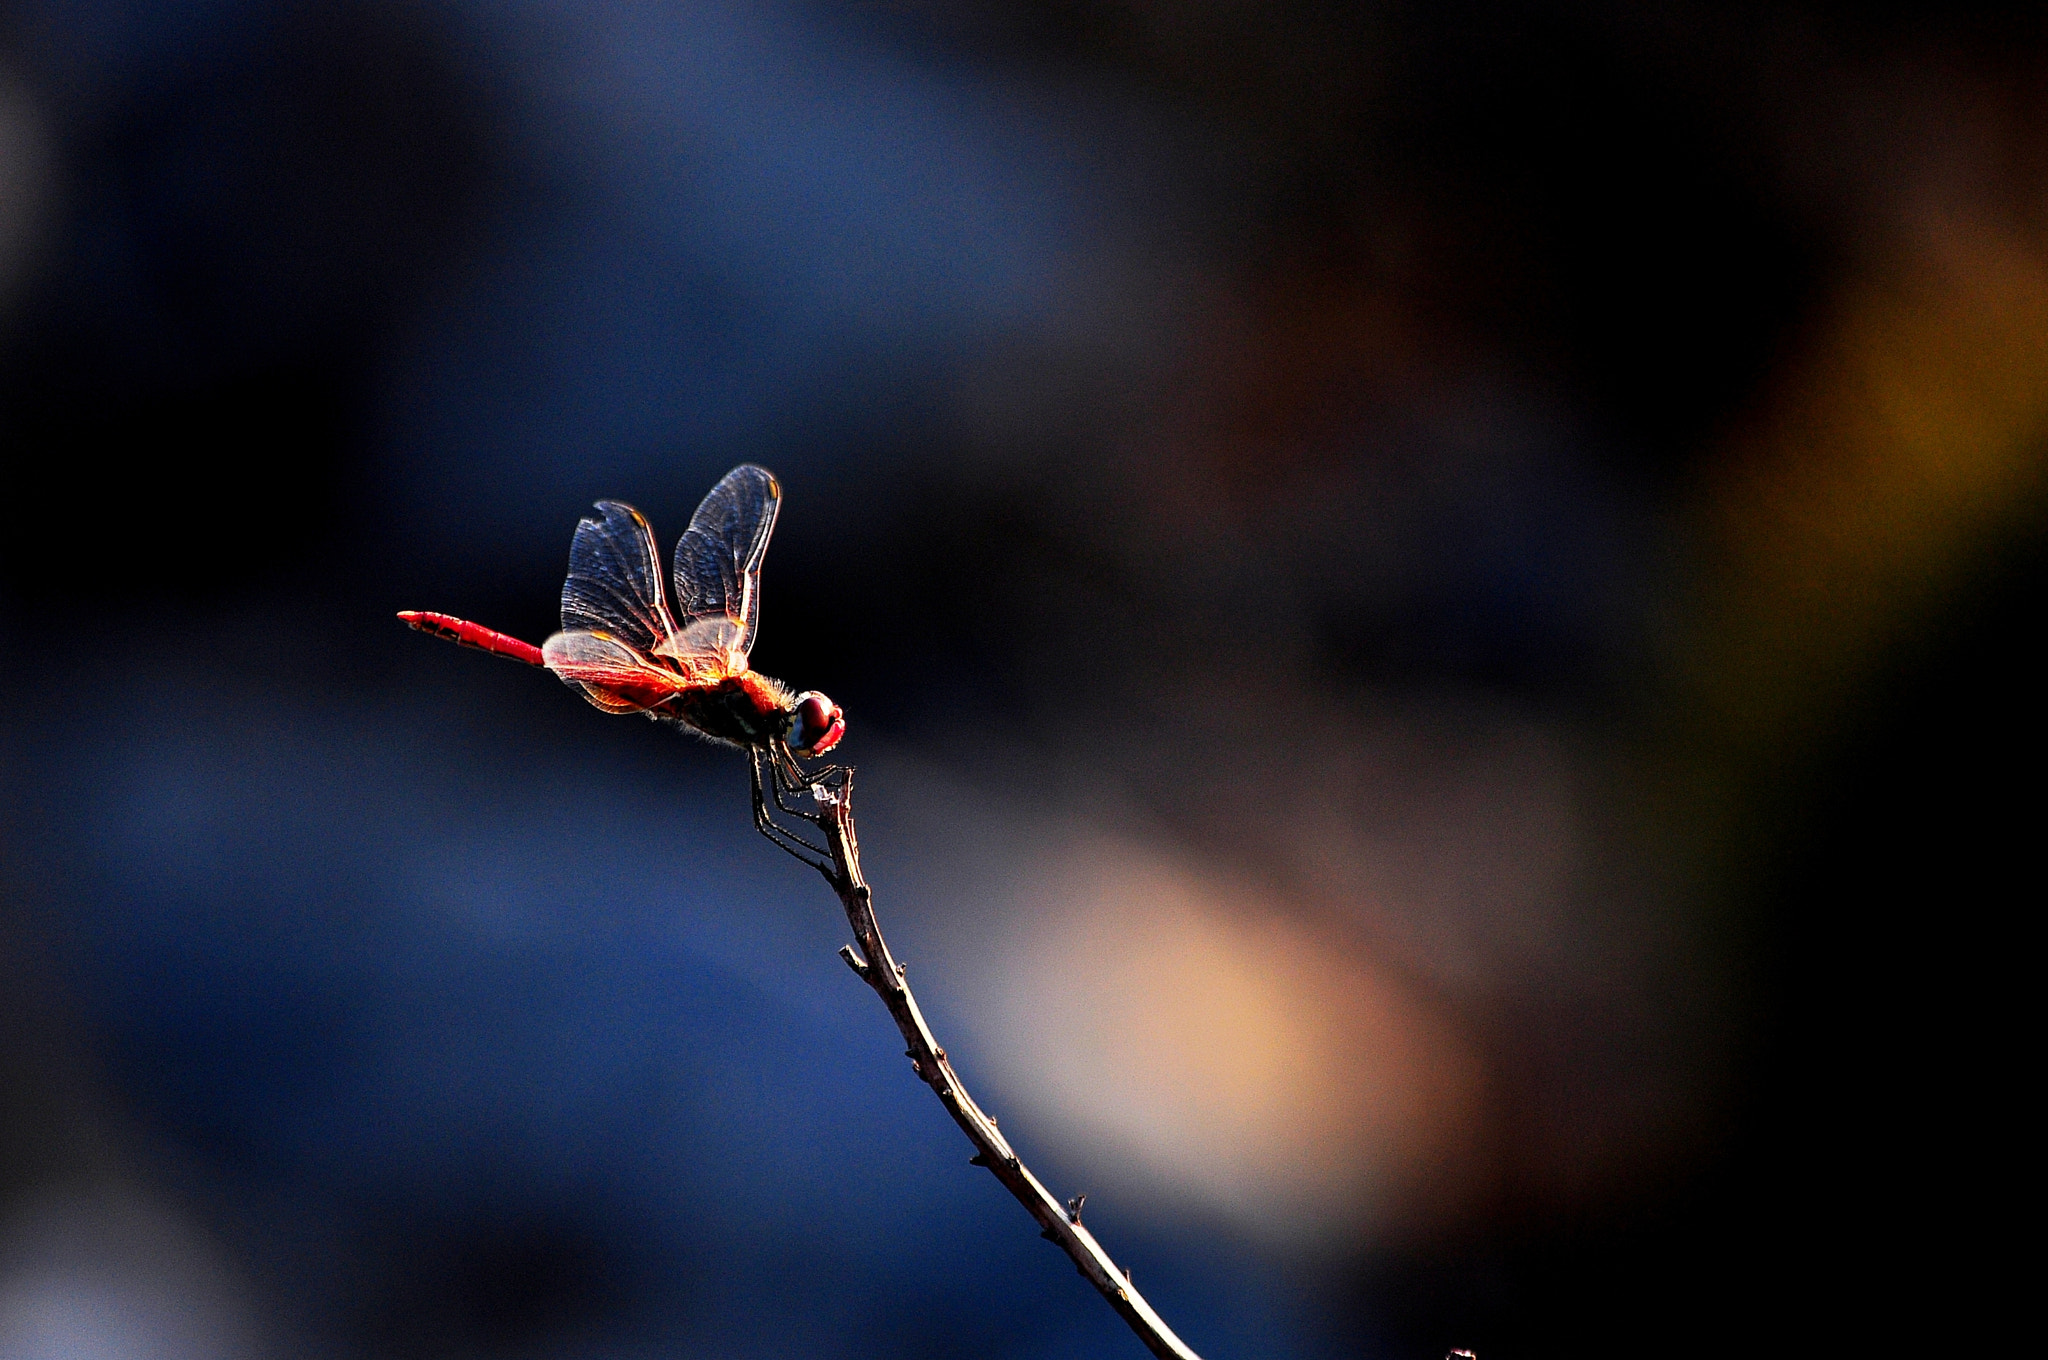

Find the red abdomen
[[399, 611, 545, 666]]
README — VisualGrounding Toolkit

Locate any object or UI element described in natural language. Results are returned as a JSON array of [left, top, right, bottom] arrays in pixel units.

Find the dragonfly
[[400, 464, 847, 868]]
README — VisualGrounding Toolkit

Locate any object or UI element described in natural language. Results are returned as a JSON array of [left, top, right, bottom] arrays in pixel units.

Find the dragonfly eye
[[791, 691, 845, 756]]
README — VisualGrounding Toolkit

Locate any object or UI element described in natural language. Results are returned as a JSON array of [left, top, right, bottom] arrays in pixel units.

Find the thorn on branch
[[1066, 1193, 1087, 1224], [837, 944, 869, 979], [969, 1152, 990, 1167]]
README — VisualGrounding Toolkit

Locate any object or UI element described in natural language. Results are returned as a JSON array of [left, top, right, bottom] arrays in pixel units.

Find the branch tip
[[837, 944, 869, 978]]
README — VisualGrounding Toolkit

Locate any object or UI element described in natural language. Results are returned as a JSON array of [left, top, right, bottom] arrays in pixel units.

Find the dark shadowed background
[[2, 3, 2040, 1357]]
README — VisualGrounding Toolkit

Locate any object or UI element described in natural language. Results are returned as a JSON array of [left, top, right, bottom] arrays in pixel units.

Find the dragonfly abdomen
[[398, 611, 545, 666]]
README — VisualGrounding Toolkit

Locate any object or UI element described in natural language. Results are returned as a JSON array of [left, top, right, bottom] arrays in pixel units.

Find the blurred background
[[1, 2, 2040, 1356]]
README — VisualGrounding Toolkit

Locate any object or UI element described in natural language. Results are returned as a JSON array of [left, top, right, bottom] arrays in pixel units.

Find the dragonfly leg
[[768, 738, 848, 811], [758, 742, 820, 820], [752, 748, 822, 846], [767, 758, 818, 819], [751, 746, 835, 871]]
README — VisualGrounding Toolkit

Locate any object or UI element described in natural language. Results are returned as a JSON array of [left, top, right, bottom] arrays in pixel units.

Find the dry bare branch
[[803, 769, 1205, 1360]]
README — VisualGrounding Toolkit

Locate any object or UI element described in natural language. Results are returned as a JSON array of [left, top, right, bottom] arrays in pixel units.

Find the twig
[[807, 769, 1204, 1360]]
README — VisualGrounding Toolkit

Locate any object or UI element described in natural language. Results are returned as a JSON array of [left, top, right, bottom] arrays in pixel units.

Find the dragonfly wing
[[562, 501, 680, 656], [542, 629, 694, 714], [672, 465, 780, 658]]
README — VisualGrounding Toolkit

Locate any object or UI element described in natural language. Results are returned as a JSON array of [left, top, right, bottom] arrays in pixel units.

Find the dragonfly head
[[790, 691, 845, 757]]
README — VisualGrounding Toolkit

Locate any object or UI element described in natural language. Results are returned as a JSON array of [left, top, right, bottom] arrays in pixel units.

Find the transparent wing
[[562, 501, 679, 656], [672, 465, 781, 658], [542, 629, 696, 714]]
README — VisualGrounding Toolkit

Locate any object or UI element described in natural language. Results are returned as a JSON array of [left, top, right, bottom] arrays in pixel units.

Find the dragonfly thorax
[[669, 672, 795, 748]]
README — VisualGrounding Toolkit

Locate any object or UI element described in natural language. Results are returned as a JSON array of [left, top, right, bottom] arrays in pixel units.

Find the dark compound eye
[[792, 692, 845, 755]]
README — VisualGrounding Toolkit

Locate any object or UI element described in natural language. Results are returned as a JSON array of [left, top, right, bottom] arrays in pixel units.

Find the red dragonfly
[[401, 465, 847, 866]]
